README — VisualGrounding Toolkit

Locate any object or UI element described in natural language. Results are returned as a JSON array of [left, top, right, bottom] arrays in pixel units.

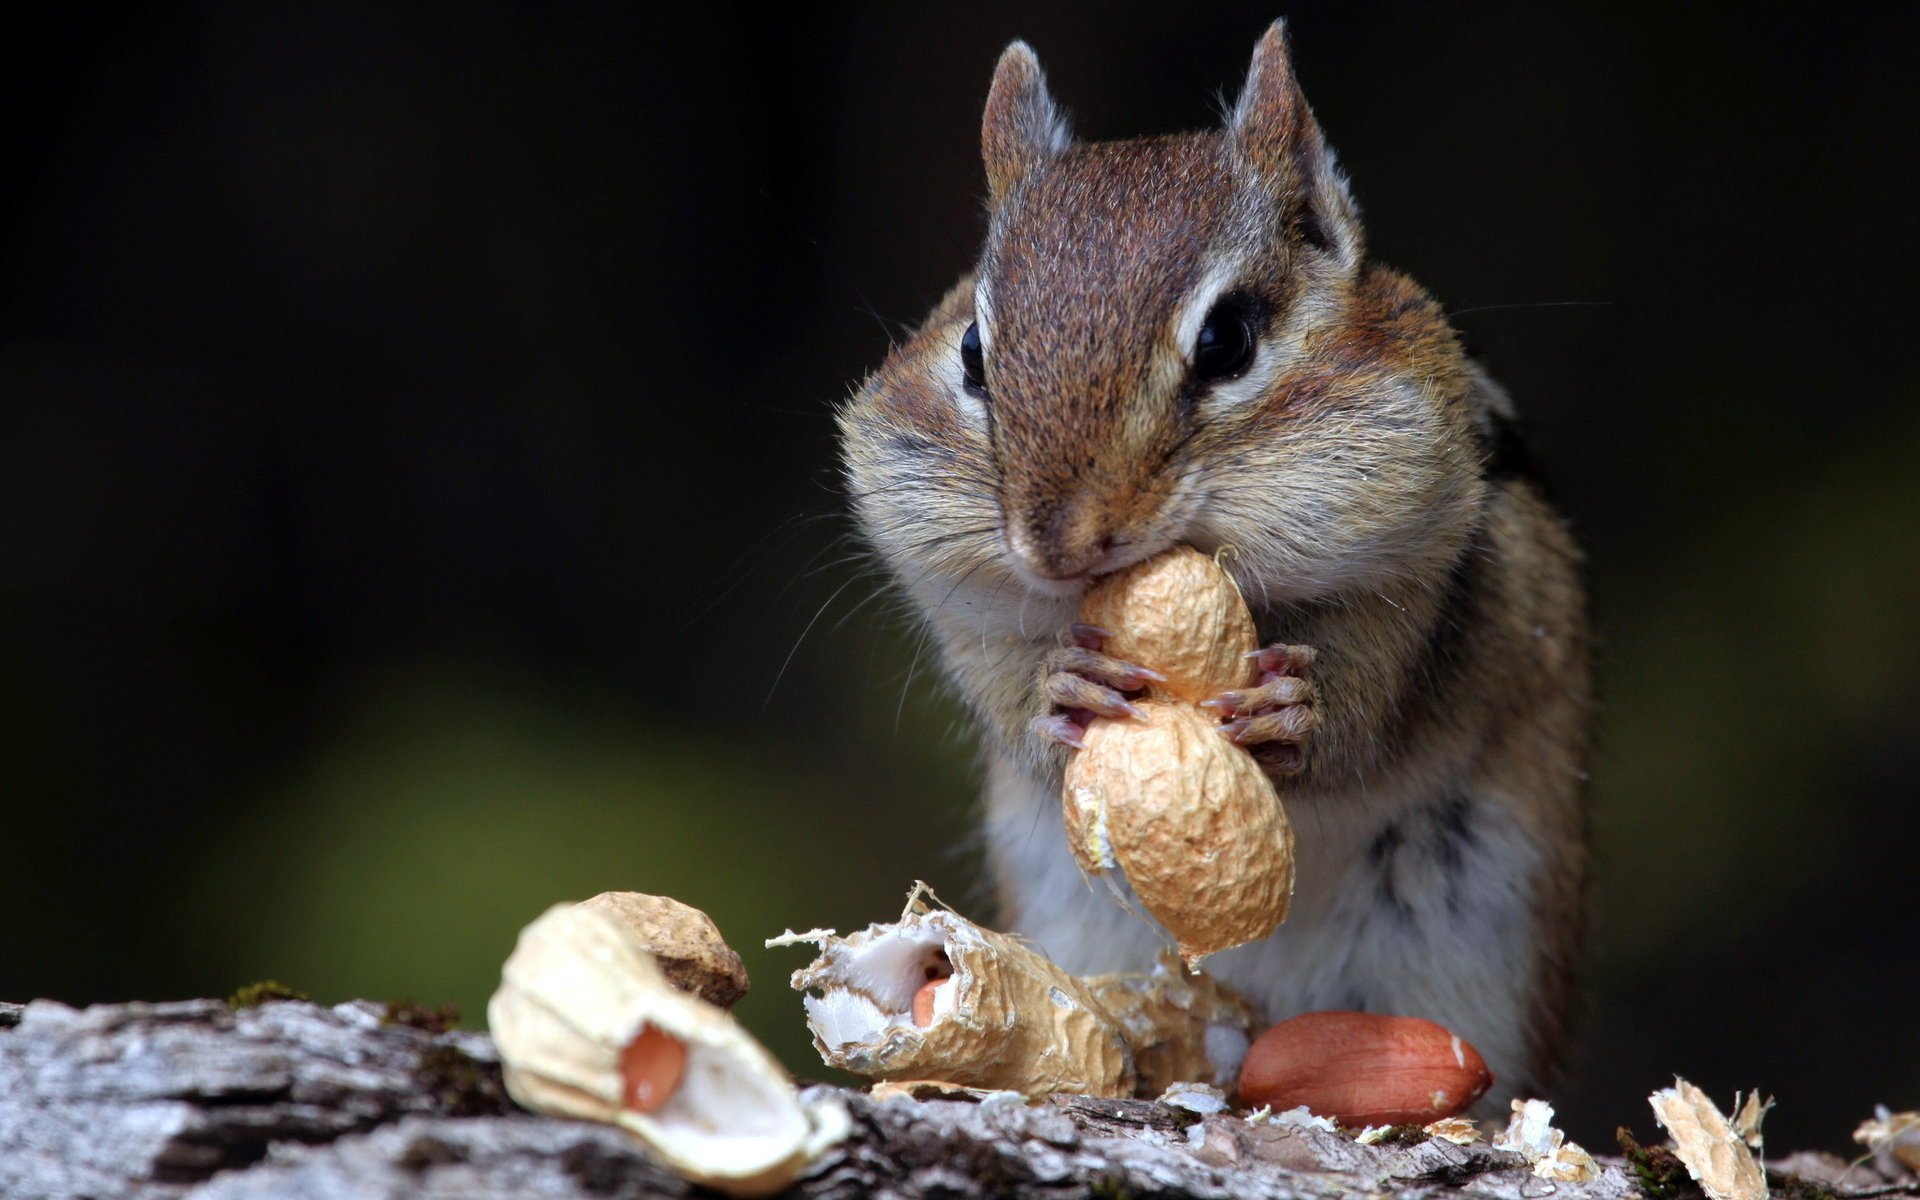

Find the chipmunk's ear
[[1229, 20, 1360, 266], [982, 41, 1071, 210]]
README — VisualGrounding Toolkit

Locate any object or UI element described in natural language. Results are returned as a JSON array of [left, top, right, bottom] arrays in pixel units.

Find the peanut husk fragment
[[1493, 1098, 1601, 1183], [867, 1079, 1022, 1104], [1081, 955, 1265, 1096], [1857, 1107, 1920, 1176], [1649, 1078, 1770, 1200], [1425, 1117, 1482, 1145]]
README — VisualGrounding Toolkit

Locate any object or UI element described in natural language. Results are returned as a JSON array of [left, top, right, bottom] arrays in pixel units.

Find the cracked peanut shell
[[488, 901, 847, 1197], [778, 886, 1134, 1098]]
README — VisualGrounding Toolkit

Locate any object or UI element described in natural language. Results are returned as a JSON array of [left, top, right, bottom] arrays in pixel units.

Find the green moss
[[1089, 1178, 1133, 1200], [383, 998, 461, 1033], [1374, 1123, 1433, 1146], [227, 980, 308, 1009], [1617, 1126, 1692, 1200], [1162, 1106, 1204, 1131], [415, 1042, 510, 1117]]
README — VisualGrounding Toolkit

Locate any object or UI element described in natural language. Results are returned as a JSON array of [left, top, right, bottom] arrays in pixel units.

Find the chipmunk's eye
[[1193, 296, 1256, 382], [959, 321, 987, 392]]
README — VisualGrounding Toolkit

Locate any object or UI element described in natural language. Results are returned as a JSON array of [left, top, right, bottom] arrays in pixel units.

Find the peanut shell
[[780, 887, 1134, 1098], [1064, 702, 1293, 965], [1062, 547, 1296, 966], [1081, 956, 1266, 1096], [578, 890, 749, 1010], [488, 901, 847, 1197], [1650, 1079, 1770, 1200], [1076, 546, 1257, 702]]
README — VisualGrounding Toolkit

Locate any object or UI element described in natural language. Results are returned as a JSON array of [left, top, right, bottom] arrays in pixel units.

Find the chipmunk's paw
[[1201, 643, 1318, 775], [1028, 623, 1165, 750]]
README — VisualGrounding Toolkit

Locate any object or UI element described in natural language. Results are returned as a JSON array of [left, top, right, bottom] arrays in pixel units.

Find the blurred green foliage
[[1593, 406, 1920, 948], [179, 669, 975, 1077]]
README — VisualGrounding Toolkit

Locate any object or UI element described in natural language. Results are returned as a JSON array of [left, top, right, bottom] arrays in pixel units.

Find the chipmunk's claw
[[1220, 704, 1315, 747], [1245, 644, 1316, 676], [1031, 712, 1090, 750], [1044, 665, 1146, 720], [1034, 624, 1157, 749], [1202, 675, 1312, 716], [1066, 623, 1112, 649], [1211, 642, 1318, 775]]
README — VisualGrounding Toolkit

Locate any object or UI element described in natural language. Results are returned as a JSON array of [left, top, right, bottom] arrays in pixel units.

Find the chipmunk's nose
[[1005, 496, 1120, 583]]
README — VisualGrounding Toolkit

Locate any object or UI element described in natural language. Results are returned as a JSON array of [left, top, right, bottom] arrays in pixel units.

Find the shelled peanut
[[1237, 1011, 1493, 1126]]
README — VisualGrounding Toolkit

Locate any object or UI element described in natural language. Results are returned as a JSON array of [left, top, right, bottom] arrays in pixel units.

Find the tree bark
[[0, 997, 1907, 1200]]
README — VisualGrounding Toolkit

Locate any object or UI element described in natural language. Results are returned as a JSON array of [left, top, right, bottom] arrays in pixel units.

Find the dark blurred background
[[4, 1, 1916, 1152]]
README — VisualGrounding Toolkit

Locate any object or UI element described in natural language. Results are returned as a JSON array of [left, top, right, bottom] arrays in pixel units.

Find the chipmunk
[[837, 21, 1591, 1101]]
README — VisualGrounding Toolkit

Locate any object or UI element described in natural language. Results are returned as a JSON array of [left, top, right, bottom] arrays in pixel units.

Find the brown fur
[[838, 22, 1591, 1099]]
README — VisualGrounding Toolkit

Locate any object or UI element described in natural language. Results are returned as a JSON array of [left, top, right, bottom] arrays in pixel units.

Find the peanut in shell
[[1062, 547, 1295, 966], [1075, 547, 1260, 704]]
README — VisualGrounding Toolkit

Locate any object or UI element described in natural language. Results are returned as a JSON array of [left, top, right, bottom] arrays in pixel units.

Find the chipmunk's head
[[842, 21, 1484, 630]]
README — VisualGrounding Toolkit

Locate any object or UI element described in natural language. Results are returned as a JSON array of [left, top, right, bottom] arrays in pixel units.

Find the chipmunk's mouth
[[998, 471, 1205, 597], [1001, 526, 1173, 597], [1006, 568, 1087, 599]]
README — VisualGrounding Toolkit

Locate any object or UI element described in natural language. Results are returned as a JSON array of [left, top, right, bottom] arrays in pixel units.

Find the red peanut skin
[[620, 1023, 688, 1114], [911, 980, 942, 1028], [1237, 1011, 1492, 1126]]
